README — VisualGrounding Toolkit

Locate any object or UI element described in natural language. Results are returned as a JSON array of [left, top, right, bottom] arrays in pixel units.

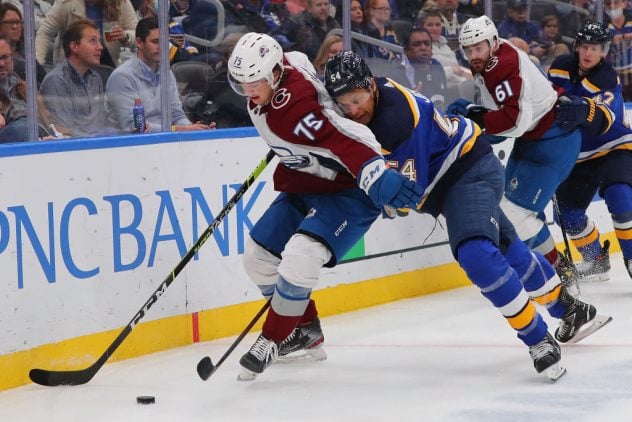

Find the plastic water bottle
[[133, 98, 146, 133]]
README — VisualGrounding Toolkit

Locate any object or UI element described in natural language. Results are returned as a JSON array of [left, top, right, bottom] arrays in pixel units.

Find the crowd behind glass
[[0, 0, 626, 142]]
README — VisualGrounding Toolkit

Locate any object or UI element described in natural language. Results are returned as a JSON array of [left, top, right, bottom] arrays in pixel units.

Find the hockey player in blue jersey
[[548, 21, 632, 282], [325, 51, 611, 381]]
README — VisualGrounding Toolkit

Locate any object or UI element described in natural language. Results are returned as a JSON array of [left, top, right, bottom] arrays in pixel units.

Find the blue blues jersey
[[369, 77, 490, 215], [548, 54, 630, 162]]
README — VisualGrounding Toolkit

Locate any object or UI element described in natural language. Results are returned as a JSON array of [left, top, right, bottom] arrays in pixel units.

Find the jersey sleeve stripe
[[581, 78, 601, 94], [549, 68, 570, 79]]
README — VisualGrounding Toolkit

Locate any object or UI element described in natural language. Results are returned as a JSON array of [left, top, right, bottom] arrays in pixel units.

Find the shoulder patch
[[485, 56, 499, 72], [271, 88, 292, 109]]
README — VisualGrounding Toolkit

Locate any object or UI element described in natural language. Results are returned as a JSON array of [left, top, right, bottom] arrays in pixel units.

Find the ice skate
[[555, 285, 612, 344], [278, 318, 327, 362], [554, 252, 581, 297], [529, 333, 566, 382], [576, 240, 611, 282], [237, 334, 278, 381]]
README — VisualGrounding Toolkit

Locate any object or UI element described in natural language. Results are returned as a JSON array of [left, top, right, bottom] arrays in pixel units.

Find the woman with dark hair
[[0, 3, 47, 87], [35, 0, 138, 67]]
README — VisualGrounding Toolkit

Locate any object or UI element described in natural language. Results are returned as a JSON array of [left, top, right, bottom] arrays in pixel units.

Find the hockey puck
[[136, 395, 155, 405]]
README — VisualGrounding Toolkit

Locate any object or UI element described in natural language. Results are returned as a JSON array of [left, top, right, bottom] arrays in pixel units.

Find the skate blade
[[545, 363, 567, 382], [277, 345, 328, 364], [565, 314, 613, 344], [237, 368, 259, 382]]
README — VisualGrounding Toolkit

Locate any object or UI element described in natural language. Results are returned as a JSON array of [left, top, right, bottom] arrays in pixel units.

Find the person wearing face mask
[[604, 0, 632, 100]]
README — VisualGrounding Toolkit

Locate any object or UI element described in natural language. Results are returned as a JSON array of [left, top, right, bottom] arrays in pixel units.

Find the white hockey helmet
[[227, 32, 284, 95], [458, 16, 499, 49]]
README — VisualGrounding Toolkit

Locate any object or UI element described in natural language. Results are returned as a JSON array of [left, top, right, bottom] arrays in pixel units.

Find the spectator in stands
[[0, 3, 47, 87], [273, 0, 341, 61], [286, 0, 308, 15], [0, 35, 56, 142], [106, 17, 213, 133], [312, 33, 343, 78], [134, 0, 199, 63], [40, 19, 112, 138], [390, 27, 449, 108], [35, 0, 138, 67], [557, 0, 592, 39], [497, 0, 541, 44], [434, 0, 464, 51], [365, 0, 401, 60], [337, 0, 380, 58], [418, 8, 471, 90], [606, 0, 632, 100], [529, 15, 570, 70], [203, 32, 252, 128], [3, 0, 51, 31]]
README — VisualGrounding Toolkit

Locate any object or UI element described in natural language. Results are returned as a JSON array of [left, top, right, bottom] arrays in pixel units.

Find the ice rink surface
[[3, 254, 631, 422]]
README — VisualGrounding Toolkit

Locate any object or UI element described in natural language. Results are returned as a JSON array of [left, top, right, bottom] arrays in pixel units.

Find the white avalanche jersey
[[474, 40, 558, 140], [247, 52, 383, 194]]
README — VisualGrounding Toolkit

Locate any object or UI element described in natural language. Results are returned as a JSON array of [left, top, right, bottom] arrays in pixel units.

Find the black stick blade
[[29, 368, 96, 387], [197, 357, 215, 380]]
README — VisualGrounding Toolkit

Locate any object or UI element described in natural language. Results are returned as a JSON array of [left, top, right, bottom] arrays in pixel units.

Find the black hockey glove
[[556, 95, 596, 132]]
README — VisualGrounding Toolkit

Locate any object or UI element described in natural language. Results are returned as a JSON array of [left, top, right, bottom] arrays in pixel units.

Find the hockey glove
[[359, 158, 422, 209], [446, 98, 472, 116], [556, 95, 596, 131], [446, 98, 488, 128]]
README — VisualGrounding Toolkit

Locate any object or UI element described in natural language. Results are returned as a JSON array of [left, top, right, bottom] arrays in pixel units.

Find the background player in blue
[[324, 51, 611, 381], [226, 33, 422, 380], [548, 21, 632, 282], [446, 16, 588, 292]]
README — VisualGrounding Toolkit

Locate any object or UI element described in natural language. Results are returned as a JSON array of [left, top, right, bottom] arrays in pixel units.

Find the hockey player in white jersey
[[227, 33, 422, 380], [447, 16, 612, 292]]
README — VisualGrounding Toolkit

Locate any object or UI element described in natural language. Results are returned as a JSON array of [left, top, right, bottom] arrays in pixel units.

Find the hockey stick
[[552, 194, 581, 295], [197, 299, 271, 380], [29, 150, 276, 387]]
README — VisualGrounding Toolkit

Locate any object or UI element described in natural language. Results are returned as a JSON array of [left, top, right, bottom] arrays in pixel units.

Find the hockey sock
[[457, 237, 548, 346], [263, 277, 311, 343], [543, 248, 559, 267], [504, 239, 564, 318], [523, 223, 557, 258], [604, 183, 632, 260], [559, 206, 603, 261], [299, 299, 318, 325]]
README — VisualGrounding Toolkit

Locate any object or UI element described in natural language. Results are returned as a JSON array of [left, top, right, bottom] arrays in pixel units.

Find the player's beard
[[470, 59, 485, 74]]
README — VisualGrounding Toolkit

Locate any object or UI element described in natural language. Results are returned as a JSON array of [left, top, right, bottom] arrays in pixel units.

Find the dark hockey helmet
[[574, 21, 613, 54], [324, 50, 374, 98]]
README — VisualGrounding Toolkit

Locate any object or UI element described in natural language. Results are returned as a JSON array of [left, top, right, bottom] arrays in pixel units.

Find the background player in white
[[446, 16, 606, 292], [549, 21, 632, 281], [227, 33, 422, 380]]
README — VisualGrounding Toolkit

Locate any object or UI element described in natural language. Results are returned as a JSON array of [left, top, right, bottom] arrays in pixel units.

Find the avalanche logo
[[259, 46, 269, 57], [509, 177, 518, 190], [485, 56, 498, 72], [271, 88, 291, 109]]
